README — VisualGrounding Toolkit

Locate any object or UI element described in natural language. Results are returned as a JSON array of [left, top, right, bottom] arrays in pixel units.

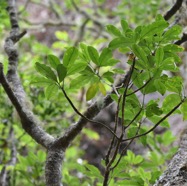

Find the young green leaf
[[35, 62, 57, 81], [47, 54, 61, 70], [98, 82, 106, 95], [63, 47, 78, 67], [57, 64, 67, 82], [86, 83, 98, 101], [87, 46, 99, 65], [106, 25, 122, 37]]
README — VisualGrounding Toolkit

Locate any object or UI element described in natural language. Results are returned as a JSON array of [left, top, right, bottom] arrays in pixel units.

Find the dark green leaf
[[35, 62, 57, 81], [57, 64, 67, 82]]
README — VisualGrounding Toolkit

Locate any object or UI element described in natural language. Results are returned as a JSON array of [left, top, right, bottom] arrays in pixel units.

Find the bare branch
[[2, 0, 55, 148], [164, 0, 183, 21]]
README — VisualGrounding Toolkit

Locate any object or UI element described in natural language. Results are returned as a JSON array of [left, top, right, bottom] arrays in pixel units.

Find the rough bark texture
[[154, 129, 187, 186]]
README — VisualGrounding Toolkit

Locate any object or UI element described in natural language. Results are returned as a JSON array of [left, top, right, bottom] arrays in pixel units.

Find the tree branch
[[2, 0, 55, 148], [164, 0, 183, 21]]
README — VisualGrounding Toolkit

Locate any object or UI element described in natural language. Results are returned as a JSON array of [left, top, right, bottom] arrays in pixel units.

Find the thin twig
[[60, 87, 119, 139], [122, 98, 185, 142]]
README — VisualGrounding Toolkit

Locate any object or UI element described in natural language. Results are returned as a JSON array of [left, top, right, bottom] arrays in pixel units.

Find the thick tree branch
[[2, 0, 55, 148], [154, 129, 187, 186], [0, 64, 54, 148]]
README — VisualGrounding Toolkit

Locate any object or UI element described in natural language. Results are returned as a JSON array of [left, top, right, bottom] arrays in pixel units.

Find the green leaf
[[102, 71, 114, 83], [63, 47, 79, 67], [163, 25, 182, 41], [67, 61, 87, 75], [98, 82, 106, 95], [141, 20, 168, 39], [148, 115, 170, 128], [57, 64, 67, 82], [146, 102, 162, 117], [79, 43, 90, 61], [162, 94, 181, 113], [121, 19, 129, 33], [106, 24, 122, 37], [154, 79, 166, 95], [85, 164, 103, 179], [132, 44, 148, 63], [155, 47, 164, 66], [160, 57, 178, 71], [45, 84, 58, 100], [98, 48, 112, 66], [108, 37, 133, 50], [86, 83, 98, 101], [31, 77, 54, 86], [165, 76, 182, 93], [163, 44, 184, 53], [181, 100, 187, 120], [47, 54, 61, 70], [70, 75, 91, 89], [55, 31, 68, 40], [35, 62, 57, 81], [100, 58, 119, 67], [87, 46, 99, 65]]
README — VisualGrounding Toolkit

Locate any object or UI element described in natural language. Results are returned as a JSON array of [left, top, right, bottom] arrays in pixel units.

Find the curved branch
[[2, 0, 55, 148], [164, 0, 183, 21]]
